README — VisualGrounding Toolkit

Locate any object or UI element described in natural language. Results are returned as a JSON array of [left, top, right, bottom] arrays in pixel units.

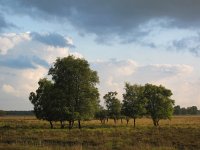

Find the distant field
[[0, 116, 200, 150]]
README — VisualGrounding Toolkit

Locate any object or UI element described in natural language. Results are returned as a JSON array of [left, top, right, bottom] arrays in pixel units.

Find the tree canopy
[[144, 84, 175, 126], [122, 83, 147, 127], [29, 78, 56, 128], [104, 91, 122, 124], [30, 56, 100, 129]]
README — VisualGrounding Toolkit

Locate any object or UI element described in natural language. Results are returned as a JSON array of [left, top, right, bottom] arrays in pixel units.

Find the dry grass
[[0, 116, 200, 149]]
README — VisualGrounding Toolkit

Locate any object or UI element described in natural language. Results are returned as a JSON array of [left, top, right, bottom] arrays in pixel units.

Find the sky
[[0, 0, 200, 110]]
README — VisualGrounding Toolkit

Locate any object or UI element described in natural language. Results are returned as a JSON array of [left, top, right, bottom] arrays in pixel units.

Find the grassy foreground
[[0, 116, 200, 150]]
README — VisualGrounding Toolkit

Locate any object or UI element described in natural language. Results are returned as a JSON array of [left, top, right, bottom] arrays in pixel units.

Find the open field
[[0, 116, 200, 150]]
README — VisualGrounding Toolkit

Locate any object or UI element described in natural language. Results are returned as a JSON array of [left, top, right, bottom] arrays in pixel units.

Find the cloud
[[92, 59, 198, 107], [0, 32, 77, 69], [2, 84, 19, 97], [2, 0, 200, 35], [0, 55, 48, 69], [172, 35, 200, 56], [30, 32, 74, 48], [0, 65, 48, 110], [0, 31, 82, 110], [0, 33, 30, 55], [0, 13, 13, 31], [2, 0, 200, 56]]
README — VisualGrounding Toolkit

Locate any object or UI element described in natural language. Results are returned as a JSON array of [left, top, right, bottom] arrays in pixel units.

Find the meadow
[[0, 116, 200, 150]]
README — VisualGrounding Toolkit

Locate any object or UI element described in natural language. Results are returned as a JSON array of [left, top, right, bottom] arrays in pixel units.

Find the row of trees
[[29, 56, 174, 129], [97, 83, 174, 127], [174, 105, 200, 115], [0, 111, 33, 116]]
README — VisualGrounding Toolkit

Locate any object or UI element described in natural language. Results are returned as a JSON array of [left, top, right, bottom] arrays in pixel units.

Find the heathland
[[0, 116, 200, 150]]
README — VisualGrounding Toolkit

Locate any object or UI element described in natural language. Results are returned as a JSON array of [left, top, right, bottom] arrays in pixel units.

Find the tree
[[48, 56, 100, 129], [144, 84, 174, 126], [104, 91, 121, 124], [0, 110, 6, 116], [29, 78, 56, 129], [180, 107, 187, 115], [122, 83, 147, 127], [173, 105, 181, 115], [95, 106, 108, 124], [187, 106, 198, 115]]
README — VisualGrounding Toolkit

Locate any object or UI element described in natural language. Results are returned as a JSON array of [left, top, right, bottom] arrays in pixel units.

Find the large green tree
[[144, 84, 174, 126], [122, 83, 147, 127], [104, 91, 121, 124], [48, 56, 100, 129]]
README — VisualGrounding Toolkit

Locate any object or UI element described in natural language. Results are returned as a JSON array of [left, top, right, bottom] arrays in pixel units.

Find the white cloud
[[2, 84, 19, 97], [92, 59, 199, 108], [0, 32, 31, 55], [0, 32, 82, 110]]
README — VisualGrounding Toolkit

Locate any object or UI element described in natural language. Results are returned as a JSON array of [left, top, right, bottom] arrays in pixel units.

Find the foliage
[[122, 83, 147, 127], [144, 84, 175, 126], [0, 110, 6, 116], [29, 78, 57, 128], [30, 56, 100, 129], [48, 56, 100, 128], [95, 106, 108, 124], [174, 105, 199, 115], [104, 91, 121, 123]]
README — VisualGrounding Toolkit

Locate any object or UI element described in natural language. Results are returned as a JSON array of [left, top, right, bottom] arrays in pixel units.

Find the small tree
[[144, 84, 174, 126], [173, 105, 181, 115], [187, 106, 198, 115], [104, 91, 121, 124], [95, 106, 108, 124], [0, 110, 6, 116], [29, 78, 56, 129], [122, 83, 147, 127]]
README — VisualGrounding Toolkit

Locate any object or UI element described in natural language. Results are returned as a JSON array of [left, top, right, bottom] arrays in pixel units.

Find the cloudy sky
[[0, 0, 200, 110]]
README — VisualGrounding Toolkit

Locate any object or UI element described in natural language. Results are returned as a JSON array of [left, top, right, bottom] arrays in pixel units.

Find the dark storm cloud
[[0, 55, 49, 69], [30, 32, 73, 48], [1, 0, 200, 35], [1, 0, 200, 55]]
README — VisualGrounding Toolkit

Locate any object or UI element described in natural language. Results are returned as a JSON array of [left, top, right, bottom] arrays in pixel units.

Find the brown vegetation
[[0, 116, 200, 150]]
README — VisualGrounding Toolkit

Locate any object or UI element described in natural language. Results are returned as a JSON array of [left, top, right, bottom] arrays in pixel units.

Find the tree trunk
[[126, 118, 129, 125], [133, 118, 136, 128], [68, 120, 72, 129], [72, 120, 74, 128], [78, 120, 81, 129], [121, 118, 123, 124], [156, 120, 159, 126], [153, 119, 159, 127], [49, 121, 53, 129], [114, 118, 116, 125], [60, 121, 64, 129], [107, 117, 109, 122], [153, 120, 156, 126]]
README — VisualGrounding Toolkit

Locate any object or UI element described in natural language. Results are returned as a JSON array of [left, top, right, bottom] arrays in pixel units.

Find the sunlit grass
[[0, 116, 200, 149]]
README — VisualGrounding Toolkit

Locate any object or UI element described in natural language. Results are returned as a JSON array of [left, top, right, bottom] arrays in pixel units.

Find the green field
[[0, 116, 200, 150]]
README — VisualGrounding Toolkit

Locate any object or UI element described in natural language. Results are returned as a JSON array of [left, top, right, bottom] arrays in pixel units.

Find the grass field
[[0, 116, 200, 150]]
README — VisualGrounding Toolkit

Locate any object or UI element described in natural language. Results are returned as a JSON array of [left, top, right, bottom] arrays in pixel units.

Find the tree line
[[173, 105, 200, 115], [0, 110, 33, 116], [29, 56, 175, 129], [97, 83, 174, 127]]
